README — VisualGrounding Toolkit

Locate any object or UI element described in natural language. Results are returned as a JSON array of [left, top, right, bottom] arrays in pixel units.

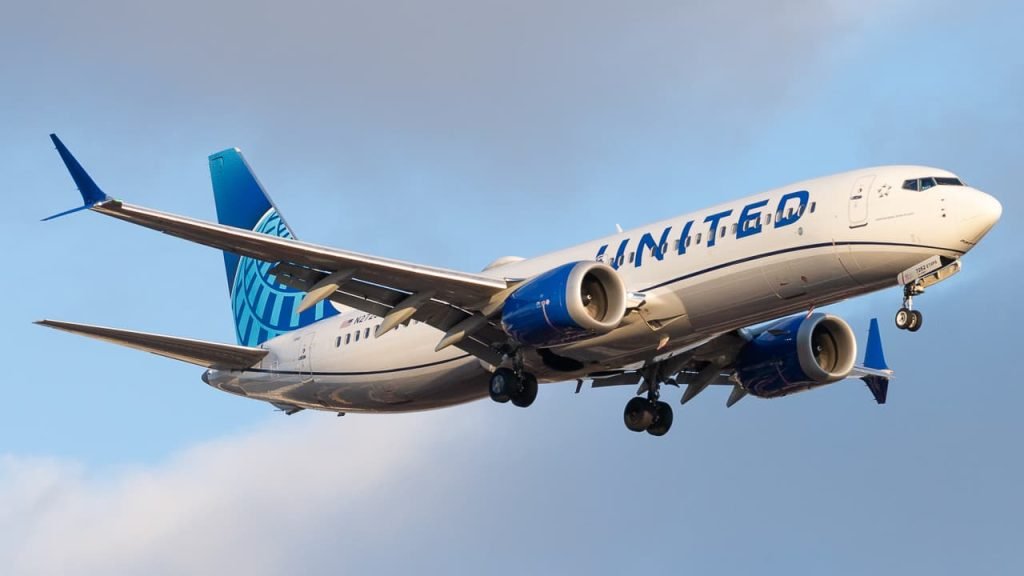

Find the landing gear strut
[[489, 367, 538, 408], [895, 282, 924, 332], [623, 374, 674, 436]]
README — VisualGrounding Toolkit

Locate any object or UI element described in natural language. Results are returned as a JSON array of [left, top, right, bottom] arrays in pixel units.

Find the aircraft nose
[[965, 189, 1002, 225], [960, 189, 1002, 243], [979, 191, 1003, 225]]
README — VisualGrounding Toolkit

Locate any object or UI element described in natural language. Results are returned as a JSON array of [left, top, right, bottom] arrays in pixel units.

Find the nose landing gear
[[893, 255, 964, 333], [895, 282, 924, 332]]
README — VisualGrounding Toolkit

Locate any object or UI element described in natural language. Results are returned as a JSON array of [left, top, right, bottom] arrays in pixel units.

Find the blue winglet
[[864, 318, 889, 371], [861, 318, 890, 404], [43, 133, 109, 221]]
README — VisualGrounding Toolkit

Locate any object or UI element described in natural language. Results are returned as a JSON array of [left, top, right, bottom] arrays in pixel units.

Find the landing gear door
[[849, 175, 874, 228]]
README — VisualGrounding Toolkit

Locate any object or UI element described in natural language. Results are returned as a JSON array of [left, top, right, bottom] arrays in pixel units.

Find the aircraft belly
[[842, 245, 949, 286], [684, 248, 858, 332], [681, 263, 778, 329], [207, 355, 489, 413]]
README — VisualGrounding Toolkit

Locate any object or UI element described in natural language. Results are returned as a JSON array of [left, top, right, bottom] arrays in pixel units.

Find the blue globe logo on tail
[[230, 208, 338, 347]]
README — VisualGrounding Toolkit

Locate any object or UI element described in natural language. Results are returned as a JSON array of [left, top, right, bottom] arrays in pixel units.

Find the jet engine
[[735, 313, 857, 399], [501, 261, 626, 347]]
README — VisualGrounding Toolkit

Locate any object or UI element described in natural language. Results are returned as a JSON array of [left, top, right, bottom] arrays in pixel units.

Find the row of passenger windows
[[334, 320, 420, 348], [608, 201, 816, 266], [902, 176, 964, 191]]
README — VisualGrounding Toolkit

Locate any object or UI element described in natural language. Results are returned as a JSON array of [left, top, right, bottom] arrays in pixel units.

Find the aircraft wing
[[45, 135, 513, 365], [590, 318, 894, 406], [36, 320, 267, 370], [89, 200, 511, 364]]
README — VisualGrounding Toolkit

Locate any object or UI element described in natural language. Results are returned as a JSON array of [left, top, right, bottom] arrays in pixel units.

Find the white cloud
[[0, 413, 479, 576]]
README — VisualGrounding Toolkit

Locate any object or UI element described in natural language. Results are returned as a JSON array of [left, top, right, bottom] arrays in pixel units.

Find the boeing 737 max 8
[[38, 134, 1002, 436]]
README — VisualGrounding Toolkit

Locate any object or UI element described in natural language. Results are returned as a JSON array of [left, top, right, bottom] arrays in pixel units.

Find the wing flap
[[36, 320, 267, 370]]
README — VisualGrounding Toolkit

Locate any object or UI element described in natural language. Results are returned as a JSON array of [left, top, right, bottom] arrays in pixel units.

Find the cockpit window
[[902, 176, 964, 191]]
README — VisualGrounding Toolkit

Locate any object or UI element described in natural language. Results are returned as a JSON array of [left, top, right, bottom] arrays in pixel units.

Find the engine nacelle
[[735, 313, 857, 399], [501, 261, 627, 347]]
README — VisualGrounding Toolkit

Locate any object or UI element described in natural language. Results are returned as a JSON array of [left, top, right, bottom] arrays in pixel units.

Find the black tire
[[511, 373, 538, 408], [908, 310, 923, 332], [647, 401, 674, 437], [895, 308, 911, 330], [489, 368, 517, 403], [624, 397, 655, 432]]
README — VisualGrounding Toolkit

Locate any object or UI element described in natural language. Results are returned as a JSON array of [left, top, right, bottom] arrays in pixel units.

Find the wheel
[[895, 308, 911, 330], [511, 373, 538, 408], [489, 368, 518, 403], [646, 401, 674, 437], [624, 397, 655, 432], [907, 310, 923, 332]]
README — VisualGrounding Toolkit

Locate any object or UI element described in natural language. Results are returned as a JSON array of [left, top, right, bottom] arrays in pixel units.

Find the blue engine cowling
[[501, 261, 627, 347], [735, 313, 857, 399]]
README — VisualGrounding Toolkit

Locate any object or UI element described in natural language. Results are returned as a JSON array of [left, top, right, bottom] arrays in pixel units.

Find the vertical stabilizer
[[209, 149, 337, 346]]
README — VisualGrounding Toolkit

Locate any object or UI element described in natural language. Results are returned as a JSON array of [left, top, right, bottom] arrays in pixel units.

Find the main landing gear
[[895, 282, 924, 332], [623, 375, 674, 436], [489, 367, 538, 408]]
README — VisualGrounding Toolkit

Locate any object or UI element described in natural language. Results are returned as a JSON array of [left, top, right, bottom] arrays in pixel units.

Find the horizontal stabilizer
[[35, 319, 267, 370]]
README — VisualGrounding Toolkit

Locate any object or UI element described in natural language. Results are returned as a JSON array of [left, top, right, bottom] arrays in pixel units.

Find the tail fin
[[209, 149, 338, 346]]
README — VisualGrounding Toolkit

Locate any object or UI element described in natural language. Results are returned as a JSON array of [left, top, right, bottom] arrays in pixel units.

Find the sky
[[2, 0, 1022, 574]]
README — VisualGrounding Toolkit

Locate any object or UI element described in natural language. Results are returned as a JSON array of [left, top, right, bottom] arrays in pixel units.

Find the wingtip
[[864, 317, 889, 371], [49, 133, 109, 207]]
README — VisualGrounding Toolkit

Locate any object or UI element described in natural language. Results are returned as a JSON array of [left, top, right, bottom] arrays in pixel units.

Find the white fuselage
[[204, 165, 1001, 413]]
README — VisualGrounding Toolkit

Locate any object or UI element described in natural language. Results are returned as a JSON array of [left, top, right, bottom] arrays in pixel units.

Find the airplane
[[37, 134, 1002, 436]]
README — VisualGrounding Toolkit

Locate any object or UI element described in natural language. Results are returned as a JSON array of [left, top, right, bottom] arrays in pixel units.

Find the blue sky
[[2, 1, 1022, 574]]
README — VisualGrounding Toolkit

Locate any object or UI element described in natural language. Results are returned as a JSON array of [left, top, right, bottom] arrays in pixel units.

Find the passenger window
[[354, 331, 360, 342], [720, 226, 726, 238], [335, 336, 341, 347], [731, 223, 738, 235], [345, 334, 351, 345], [766, 213, 772, 225], [696, 233, 702, 244], [810, 202, 816, 213], [365, 327, 371, 339], [685, 236, 691, 247], [673, 239, 680, 251], [628, 252, 634, 264]]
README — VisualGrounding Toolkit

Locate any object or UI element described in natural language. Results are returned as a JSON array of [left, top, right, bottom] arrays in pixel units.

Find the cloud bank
[[1, 414, 479, 575]]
